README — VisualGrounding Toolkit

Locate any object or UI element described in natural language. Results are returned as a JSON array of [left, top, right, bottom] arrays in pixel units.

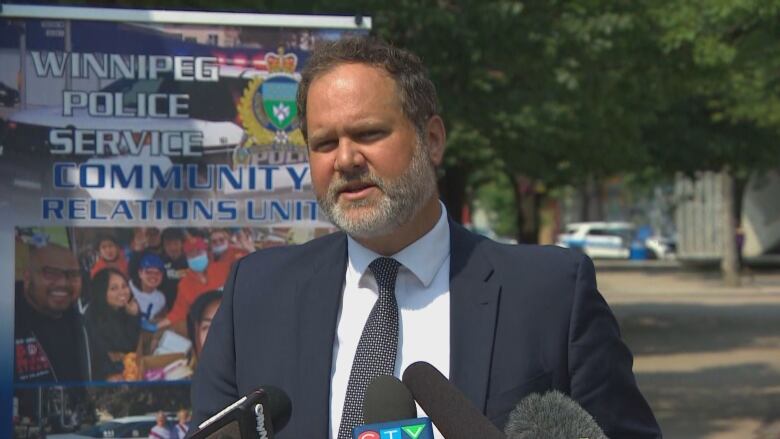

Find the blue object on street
[[636, 225, 654, 240], [629, 240, 647, 260]]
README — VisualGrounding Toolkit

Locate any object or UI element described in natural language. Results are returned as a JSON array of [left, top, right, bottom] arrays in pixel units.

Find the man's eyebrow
[[307, 128, 335, 143], [346, 120, 388, 132], [308, 118, 389, 142]]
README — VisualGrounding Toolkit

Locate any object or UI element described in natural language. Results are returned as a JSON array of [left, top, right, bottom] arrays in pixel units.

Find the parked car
[[556, 221, 636, 259], [645, 234, 677, 259], [48, 414, 176, 438]]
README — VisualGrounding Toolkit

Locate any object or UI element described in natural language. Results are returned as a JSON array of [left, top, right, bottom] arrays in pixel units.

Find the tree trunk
[[578, 182, 590, 222], [439, 164, 468, 224], [510, 173, 527, 243], [510, 174, 542, 244], [577, 175, 604, 222], [720, 168, 740, 286], [530, 189, 543, 244], [594, 178, 605, 221], [734, 175, 747, 223]]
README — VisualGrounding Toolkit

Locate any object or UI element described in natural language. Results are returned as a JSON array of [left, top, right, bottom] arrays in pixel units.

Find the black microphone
[[363, 374, 417, 423], [190, 386, 291, 439], [504, 391, 607, 439], [353, 375, 435, 439], [402, 361, 506, 439]]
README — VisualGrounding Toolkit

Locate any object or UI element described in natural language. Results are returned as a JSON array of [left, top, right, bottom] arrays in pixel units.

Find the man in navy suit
[[192, 37, 661, 438]]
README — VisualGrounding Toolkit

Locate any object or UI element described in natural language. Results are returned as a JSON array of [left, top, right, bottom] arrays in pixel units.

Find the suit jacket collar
[[448, 219, 500, 413], [295, 232, 348, 435]]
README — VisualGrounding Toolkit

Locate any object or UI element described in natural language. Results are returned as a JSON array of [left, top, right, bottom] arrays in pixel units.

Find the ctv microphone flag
[[353, 417, 434, 439]]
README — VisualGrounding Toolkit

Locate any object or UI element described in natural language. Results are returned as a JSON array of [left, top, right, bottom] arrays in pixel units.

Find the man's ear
[[424, 115, 446, 166]]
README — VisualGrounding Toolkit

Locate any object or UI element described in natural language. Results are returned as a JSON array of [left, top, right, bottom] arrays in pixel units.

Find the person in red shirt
[[208, 228, 250, 268], [156, 237, 229, 335], [90, 234, 128, 278]]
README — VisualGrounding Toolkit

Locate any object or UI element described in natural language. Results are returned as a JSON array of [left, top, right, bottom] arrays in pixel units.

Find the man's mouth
[[337, 181, 378, 200], [48, 289, 72, 302]]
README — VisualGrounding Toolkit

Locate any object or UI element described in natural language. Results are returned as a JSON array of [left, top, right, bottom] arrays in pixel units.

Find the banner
[[0, 5, 369, 437]]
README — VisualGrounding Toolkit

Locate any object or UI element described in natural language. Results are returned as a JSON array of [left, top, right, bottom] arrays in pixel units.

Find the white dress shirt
[[329, 203, 451, 439]]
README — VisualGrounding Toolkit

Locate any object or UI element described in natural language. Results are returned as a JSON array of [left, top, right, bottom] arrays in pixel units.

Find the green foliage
[[647, 0, 780, 175], [67, 0, 780, 212], [474, 174, 518, 238]]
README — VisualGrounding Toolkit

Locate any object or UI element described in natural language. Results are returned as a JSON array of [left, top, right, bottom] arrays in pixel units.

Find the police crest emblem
[[235, 49, 306, 165]]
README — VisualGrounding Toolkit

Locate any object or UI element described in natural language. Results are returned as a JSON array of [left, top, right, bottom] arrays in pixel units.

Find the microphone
[[364, 374, 417, 423], [504, 391, 607, 439], [353, 374, 434, 439], [190, 386, 291, 439], [402, 361, 506, 439]]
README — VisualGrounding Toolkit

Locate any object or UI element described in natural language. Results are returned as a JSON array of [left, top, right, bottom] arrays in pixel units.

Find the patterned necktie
[[337, 257, 402, 439]]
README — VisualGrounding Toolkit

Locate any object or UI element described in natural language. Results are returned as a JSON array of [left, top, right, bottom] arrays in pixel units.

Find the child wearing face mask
[[154, 237, 230, 336], [208, 228, 250, 267]]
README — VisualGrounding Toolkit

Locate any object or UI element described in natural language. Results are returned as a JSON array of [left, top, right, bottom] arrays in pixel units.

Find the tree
[[644, 0, 780, 284], [68, 0, 780, 277], [467, 1, 666, 241]]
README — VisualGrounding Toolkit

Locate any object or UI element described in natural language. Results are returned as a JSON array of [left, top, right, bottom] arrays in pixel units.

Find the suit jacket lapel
[[448, 221, 500, 413], [295, 233, 348, 435]]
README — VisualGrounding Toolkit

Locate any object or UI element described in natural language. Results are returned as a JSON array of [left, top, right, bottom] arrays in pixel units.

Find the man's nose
[[334, 138, 366, 173], [51, 273, 69, 287]]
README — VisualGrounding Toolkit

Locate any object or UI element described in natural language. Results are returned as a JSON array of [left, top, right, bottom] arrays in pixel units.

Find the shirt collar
[[347, 201, 450, 288]]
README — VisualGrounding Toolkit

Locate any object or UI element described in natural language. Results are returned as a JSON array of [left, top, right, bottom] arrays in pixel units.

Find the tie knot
[[368, 257, 401, 290]]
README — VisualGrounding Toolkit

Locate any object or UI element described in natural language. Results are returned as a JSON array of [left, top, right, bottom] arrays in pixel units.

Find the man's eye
[[358, 131, 384, 141], [312, 139, 337, 151]]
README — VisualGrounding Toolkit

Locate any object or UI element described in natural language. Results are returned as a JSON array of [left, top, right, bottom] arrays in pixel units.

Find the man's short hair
[[161, 228, 184, 243], [95, 233, 118, 247], [296, 36, 439, 140]]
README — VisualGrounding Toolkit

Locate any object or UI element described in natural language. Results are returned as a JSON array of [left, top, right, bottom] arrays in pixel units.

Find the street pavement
[[597, 269, 780, 439]]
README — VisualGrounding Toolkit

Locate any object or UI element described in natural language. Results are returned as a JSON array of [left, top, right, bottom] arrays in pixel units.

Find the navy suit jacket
[[192, 221, 661, 438]]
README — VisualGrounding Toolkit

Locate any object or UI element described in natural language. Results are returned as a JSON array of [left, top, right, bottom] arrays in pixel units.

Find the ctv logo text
[[357, 423, 428, 439]]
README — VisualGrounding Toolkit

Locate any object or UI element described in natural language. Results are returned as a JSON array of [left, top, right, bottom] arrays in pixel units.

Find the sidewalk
[[597, 270, 780, 304], [596, 269, 780, 438]]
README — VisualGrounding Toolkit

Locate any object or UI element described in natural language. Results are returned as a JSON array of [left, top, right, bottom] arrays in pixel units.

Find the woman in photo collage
[[84, 268, 141, 381]]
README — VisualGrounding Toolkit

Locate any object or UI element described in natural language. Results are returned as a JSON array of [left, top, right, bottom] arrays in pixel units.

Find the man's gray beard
[[317, 140, 438, 238]]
